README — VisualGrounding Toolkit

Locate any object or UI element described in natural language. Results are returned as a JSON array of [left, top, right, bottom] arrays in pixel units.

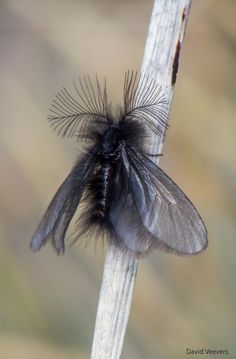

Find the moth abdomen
[[77, 125, 125, 241], [88, 162, 116, 223]]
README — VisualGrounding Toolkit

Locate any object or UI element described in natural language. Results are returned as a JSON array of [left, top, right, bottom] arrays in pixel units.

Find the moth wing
[[109, 161, 157, 255], [123, 145, 208, 255], [30, 150, 96, 254]]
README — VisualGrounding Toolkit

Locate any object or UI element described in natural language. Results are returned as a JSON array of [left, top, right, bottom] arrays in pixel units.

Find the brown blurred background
[[0, 0, 236, 358]]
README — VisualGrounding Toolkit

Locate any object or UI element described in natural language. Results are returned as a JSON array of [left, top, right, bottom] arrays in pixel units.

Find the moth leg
[[144, 152, 163, 157]]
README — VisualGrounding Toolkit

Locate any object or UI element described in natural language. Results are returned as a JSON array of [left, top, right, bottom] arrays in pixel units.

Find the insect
[[30, 71, 208, 256]]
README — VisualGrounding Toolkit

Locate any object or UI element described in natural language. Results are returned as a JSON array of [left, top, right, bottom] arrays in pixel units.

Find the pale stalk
[[91, 1, 192, 358]]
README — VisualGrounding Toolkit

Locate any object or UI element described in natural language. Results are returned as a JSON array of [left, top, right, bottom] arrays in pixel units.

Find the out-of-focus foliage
[[0, 1, 235, 358]]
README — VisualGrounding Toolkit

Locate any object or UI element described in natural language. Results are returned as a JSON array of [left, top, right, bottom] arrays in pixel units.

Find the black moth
[[31, 71, 208, 256]]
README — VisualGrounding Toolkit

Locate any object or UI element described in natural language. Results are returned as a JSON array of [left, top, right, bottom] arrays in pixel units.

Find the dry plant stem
[[91, 247, 138, 359], [142, 0, 192, 161], [91, 1, 192, 358]]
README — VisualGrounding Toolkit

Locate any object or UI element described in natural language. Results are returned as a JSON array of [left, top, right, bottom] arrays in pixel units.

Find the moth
[[31, 71, 208, 256]]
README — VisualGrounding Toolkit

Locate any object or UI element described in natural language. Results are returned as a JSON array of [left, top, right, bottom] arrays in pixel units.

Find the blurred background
[[0, 0, 236, 358]]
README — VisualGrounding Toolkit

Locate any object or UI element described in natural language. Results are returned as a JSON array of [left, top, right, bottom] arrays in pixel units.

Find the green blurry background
[[0, 0, 235, 358]]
